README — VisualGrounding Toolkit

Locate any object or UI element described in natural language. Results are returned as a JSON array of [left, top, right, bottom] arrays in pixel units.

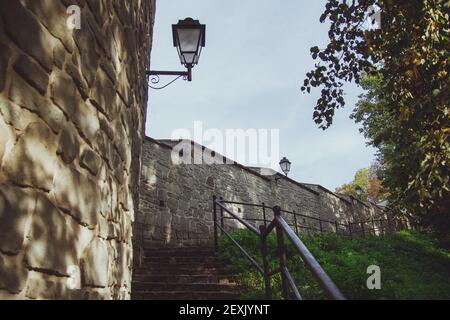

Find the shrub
[[218, 230, 450, 300]]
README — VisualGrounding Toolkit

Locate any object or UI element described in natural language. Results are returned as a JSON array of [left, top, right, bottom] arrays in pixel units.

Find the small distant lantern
[[172, 18, 206, 70], [279, 157, 291, 177]]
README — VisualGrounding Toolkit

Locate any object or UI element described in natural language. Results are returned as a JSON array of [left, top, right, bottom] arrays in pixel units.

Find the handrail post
[[293, 210, 299, 235], [274, 206, 289, 300], [372, 219, 376, 235], [259, 225, 272, 300], [213, 195, 218, 252], [319, 220, 323, 233], [219, 196, 224, 235], [348, 222, 353, 240], [335, 221, 339, 236], [262, 202, 267, 227]]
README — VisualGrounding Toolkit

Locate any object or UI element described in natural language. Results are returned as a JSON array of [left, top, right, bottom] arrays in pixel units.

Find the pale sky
[[145, 0, 377, 190]]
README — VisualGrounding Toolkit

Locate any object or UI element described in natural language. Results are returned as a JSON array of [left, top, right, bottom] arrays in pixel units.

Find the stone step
[[142, 249, 216, 258], [132, 246, 241, 300], [132, 282, 239, 292], [133, 267, 230, 277], [143, 256, 221, 264], [131, 290, 241, 300], [132, 274, 236, 284], [138, 262, 227, 271]]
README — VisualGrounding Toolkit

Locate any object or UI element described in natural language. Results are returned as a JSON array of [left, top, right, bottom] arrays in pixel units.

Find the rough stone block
[[9, 73, 65, 134], [0, 97, 34, 132], [0, 253, 29, 294], [53, 166, 99, 228], [57, 125, 80, 164], [118, 184, 131, 211], [53, 43, 66, 70], [23, 0, 74, 53], [0, 185, 35, 254], [86, 13, 109, 59], [81, 238, 108, 288], [86, 0, 107, 28], [99, 116, 114, 140], [0, 117, 13, 167], [50, 72, 82, 118], [73, 28, 99, 86], [100, 60, 117, 85], [89, 68, 116, 115], [3, 122, 58, 191], [108, 223, 120, 241], [80, 148, 101, 176], [1, 0, 53, 71], [25, 278, 55, 300], [97, 215, 109, 240], [113, 243, 131, 288], [98, 180, 112, 219], [65, 62, 89, 100], [72, 101, 100, 145], [13, 54, 50, 96], [25, 194, 92, 276], [24, 275, 83, 300], [0, 43, 10, 92]]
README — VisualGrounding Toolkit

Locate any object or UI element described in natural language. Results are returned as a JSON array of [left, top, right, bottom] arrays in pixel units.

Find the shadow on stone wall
[[0, 0, 154, 300]]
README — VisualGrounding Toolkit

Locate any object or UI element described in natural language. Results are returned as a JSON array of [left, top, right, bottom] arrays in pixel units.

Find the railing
[[216, 199, 409, 241], [212, 196, 347, 300], [212, 196, 411, 300]]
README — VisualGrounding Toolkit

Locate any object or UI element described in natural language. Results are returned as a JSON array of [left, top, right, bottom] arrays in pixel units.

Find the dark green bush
[[218, 230, 450, 300]]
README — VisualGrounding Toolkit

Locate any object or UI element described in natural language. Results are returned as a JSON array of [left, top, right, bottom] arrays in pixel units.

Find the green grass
[[218, 230, 450, 300]]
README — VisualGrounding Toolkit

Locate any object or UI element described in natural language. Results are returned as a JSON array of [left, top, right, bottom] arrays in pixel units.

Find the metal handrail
[[221, 201, 408, 239], [212, 196, 410, 300], [212, 196, 346, 300], [216, 222, 264, 274], [273, 211, 345, 300], [281, 266, 302, 300], [215, 201, 260, 235]]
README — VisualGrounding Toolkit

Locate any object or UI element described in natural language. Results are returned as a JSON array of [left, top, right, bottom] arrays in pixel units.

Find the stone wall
[[0, 0, 154, 299], [138, 138, 388, 248]]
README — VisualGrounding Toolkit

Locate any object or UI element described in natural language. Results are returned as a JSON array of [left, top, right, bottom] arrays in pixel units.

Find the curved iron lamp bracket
[[146, 68, 192, 90]]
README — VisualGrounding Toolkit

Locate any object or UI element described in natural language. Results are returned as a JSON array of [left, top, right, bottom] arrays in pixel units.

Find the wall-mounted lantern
[[147, 18, 206, 89], [279, 157, 291, 177]]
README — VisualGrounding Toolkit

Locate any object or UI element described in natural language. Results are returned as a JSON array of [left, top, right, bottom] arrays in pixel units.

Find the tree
[[302, 0, 450, 238], [336, 164, 388, 203]]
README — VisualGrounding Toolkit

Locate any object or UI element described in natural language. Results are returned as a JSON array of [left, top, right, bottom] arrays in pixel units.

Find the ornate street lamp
[[147, 18, 206, 89], [172, 18, 206, 74], [279, 157, 291, 177]]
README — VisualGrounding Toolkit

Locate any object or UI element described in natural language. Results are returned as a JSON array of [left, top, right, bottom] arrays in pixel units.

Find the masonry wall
[[0, 0, 154, 299], [138, 139, 387, 248]]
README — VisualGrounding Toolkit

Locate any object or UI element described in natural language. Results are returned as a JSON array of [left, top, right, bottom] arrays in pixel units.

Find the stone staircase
[[131, 247, 241, 300]]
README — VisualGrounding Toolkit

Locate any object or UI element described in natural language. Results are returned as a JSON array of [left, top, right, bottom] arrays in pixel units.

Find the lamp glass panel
[[177, 28, 201, 53], [280, 161, 287, 173], [182, 52, 196, 65]]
